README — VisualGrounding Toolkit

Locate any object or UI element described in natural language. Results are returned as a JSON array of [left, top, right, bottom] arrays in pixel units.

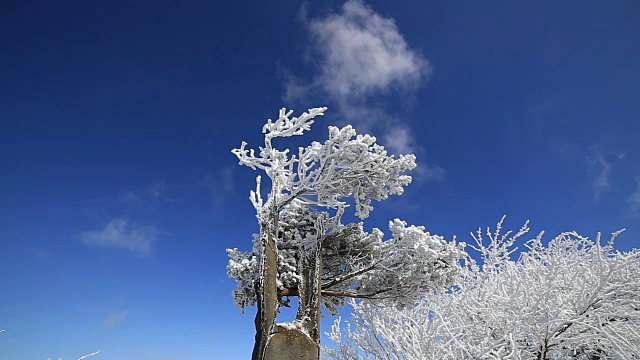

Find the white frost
[[325, 219, 640, 360]]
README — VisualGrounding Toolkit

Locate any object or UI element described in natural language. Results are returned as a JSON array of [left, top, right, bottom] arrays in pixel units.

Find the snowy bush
[[325, 217, 640, 359]]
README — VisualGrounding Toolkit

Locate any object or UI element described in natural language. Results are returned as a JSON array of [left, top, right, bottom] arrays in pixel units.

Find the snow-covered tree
[[326, 217, 640, 360], [227, 202, 465, 314], [227, 107, 464, 360]]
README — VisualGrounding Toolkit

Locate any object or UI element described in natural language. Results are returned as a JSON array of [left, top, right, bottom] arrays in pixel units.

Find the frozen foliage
[[228, 202, 466, 313], [317, 217, 465, 313], [229, 107, 465, 359], [228, 201, 319, 310], [326, 217, 640, 360], [231, 107, 417, 220], [228, 107, 464, 317]]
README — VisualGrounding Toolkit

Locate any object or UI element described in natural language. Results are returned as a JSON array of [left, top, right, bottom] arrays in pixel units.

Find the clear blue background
[[1, 1, 639, 359]]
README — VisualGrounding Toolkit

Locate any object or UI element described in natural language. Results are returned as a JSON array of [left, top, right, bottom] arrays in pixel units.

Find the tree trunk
[[256, 217, 323, 360], [253, 228, 279, 360], [251, 282, 262, 360], [294, 229, 323, 359]]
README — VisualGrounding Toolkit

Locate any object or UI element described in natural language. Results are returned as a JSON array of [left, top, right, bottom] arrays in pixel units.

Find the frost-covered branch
[[325, 218, 640, 359], [231, 107, 416, 220], [228, 107, 438, 315], [228, 203, 465, 314], [229, 107, 462, 359]]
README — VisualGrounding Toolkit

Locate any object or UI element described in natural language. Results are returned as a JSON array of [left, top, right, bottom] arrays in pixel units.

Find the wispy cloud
[[146, 181, 180, 204], [102, 310, 128, 327], [79, 218, 160, 256], [586, 147, 625, 201], [381, 126, 444, 180], [121, 181, 180, 205], [284, 0, 441, 181], [199, 165, 236, 207], [628, 178, 640, 214], [286, 0, 428, 113], [286, 0, 428, 105], [26, 247, 49, 259], [589, 152, 612, 200], [120, 190, 142, 203], [382, 126, 419, 155], [414, 162, 446, 182]]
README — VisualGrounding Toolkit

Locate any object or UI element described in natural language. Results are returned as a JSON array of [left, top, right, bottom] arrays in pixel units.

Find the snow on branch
[[325, 219, 640, 359], [227, 108, 466, 315], [231, 107, 416, 220], [228, 203, 466, 314]]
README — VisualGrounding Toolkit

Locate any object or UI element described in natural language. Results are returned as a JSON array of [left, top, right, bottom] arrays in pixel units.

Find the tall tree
[[326, 217, 640, 360], [227, 107, 464, 359]]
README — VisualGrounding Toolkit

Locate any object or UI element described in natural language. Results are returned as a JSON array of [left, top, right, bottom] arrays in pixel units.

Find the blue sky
[[1, 1, 639, 359]]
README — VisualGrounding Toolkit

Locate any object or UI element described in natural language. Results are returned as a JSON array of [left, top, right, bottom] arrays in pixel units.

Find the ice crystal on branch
[[228, 202, 466, 313], [227, 106, 463, 313], [231, 107, 416, 220], [326, 218, 640, 360]]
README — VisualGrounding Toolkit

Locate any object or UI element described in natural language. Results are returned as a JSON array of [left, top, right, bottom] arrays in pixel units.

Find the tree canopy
[[227, 107, 464, 359]]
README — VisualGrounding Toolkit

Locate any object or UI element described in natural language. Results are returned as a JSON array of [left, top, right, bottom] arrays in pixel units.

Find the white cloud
[[629, 178, 640, 214], [26, 247, 49, 258], [589, 153, 612, 200], [200, 165, 236, 207], [286, 0, 428, 106], [414, 162, 446, 182], [587, 147, 625, 201], [146, 181, 179, 204], [309, 0, 428, 101], [102, 310, 128, 327], [120, 190, 142, 203], [383, 126, 416, 154], [221, 166, 235, 193], [79, 218, 159, 256], [284, 0, 442, 182], [121, 181, 179, 205]]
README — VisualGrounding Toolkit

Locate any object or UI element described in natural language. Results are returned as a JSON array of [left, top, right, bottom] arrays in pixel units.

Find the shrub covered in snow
[[325, 218, 640, 359]]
